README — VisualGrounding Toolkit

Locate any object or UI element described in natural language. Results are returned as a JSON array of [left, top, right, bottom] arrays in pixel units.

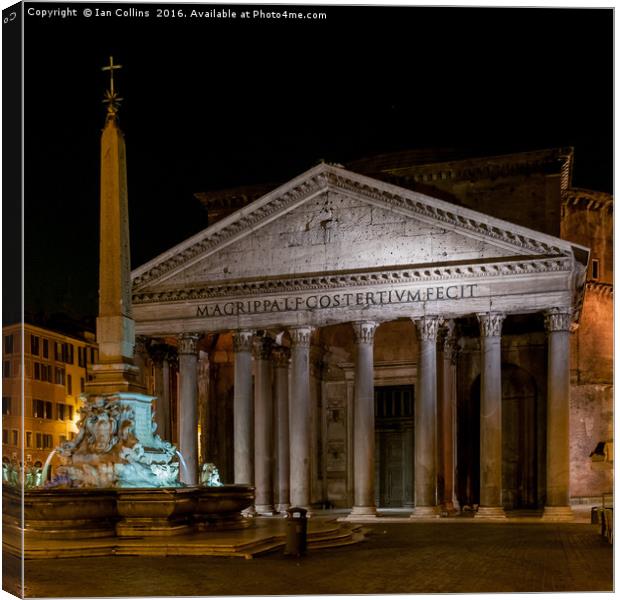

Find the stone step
[[310, 529, 368, 550], [4, 516, 368, 559]]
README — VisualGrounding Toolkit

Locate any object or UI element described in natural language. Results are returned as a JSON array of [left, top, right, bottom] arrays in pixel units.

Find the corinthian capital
[[289, 326, 314, 348], [544, 307, 572, 332], [477, 312, 505, 338], [232, 329, 254, 353], [134, 335, 149, 356], [177, 333, 201, 355], [415, 316, 440, 341], [148, 342, 172, 366], [253, 336, 273, 360], [352, 321, 378, 345]]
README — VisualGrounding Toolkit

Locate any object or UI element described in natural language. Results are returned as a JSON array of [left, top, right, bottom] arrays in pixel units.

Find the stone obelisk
[[54, 58, 180, 489], [87, 57, 143, 395]]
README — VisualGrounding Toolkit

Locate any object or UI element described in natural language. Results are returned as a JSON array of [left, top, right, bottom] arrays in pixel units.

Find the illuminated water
[[175, 450, 189, 483], [41, 449, 57, 485]]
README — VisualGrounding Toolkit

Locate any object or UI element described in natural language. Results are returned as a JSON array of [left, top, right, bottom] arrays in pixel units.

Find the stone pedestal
[[253, 337, 275, 515], [351, 321, 378, 517], [476, 313, 506, 519], [289, 326, 313, 510], [412, 316, 439, 518], [233, 330, 254, 486], [178, 334, 201, 485], [543, 308, 573, 521]]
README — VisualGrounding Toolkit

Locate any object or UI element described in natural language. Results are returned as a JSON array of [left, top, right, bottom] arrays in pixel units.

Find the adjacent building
[[2, 323, 98, 474]]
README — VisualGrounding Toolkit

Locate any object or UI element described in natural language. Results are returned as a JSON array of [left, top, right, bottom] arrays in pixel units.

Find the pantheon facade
[[130, 149, 612, 519]]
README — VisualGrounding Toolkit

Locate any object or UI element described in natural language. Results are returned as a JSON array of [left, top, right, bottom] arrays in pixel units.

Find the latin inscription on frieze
[[196, 284, 478, 318]]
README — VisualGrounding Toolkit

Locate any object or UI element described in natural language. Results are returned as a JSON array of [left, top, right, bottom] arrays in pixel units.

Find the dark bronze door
[[375, 385, 414, 508]]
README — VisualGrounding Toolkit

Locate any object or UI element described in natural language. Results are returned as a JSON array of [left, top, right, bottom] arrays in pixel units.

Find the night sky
[[19, 3, 613, 324]]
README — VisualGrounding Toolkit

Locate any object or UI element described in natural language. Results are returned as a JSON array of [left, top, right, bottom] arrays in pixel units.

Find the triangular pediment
[[132, 164, 578, 295]]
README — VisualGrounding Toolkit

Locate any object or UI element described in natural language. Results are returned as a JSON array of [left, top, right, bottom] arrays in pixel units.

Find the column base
[[241, 506, 256, 518], [410, 506, 440, 519], [255, 505, 277, 516], [438, 502, 459, 517], [345, 506, 377, 520], [542, 506, 574, 522], [475, 506, 507, 520], [276, 503, 290, 514]]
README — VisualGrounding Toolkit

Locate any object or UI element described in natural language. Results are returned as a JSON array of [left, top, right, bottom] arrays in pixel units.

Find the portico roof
[[131, 164, 589, 335]]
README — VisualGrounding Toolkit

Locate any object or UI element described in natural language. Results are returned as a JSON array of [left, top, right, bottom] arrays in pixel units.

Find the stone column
[[161, 354, 172, 441], [476, 312, 506, 519], [152, 357, 164, 418], [150, 344, 172, 442], [543, 308, 573, 520], [438, 322, 457, 513], [152, 354, 166, 437], [133, 336, 149, 390], [350, 321, 378, 516], [233, 330, 254, 486], [167, 355, 179, 445], [177, 333, 201, 485], [289, 326, 313, 510], [253, 336, 275, 514], [273, 346, 291, 513], [412, 316, 440, 517], [197, 350, 210, 466], [309, 345, 325, 505]]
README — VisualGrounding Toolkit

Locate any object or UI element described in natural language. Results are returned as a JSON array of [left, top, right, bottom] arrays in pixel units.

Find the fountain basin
[[116, 485, 254, 536], [2, 483, 255, 555], [3, 486, 118, 539], [116, 487, 198, 537], [195, 485, 255, 531]]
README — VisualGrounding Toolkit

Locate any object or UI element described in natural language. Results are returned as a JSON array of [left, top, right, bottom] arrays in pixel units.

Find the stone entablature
[[132, 271, 576, 336], [133, 256, 573, 305]]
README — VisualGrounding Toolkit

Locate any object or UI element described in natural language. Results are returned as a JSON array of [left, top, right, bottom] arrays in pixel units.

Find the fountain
[[1, 58, 254, 560]]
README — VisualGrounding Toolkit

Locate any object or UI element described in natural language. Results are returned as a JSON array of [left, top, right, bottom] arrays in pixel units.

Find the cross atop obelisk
[[87, 57, 144, 394], [102, 56, 123, 119]]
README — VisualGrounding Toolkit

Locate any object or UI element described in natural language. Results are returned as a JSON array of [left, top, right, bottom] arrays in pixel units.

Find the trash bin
[[285, 506, 308, 556]]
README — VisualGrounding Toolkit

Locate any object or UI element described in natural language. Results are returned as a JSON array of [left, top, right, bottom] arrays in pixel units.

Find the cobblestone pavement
[[4, 521, 613, 597]]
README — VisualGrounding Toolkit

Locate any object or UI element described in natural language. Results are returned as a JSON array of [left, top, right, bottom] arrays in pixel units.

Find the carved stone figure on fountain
[[51, 393, 180, 488], [200, 463, 223, 487]]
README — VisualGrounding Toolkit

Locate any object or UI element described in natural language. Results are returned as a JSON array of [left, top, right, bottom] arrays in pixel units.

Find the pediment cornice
[[131, 164, 582, 293], [132, 255, 573, 306]]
